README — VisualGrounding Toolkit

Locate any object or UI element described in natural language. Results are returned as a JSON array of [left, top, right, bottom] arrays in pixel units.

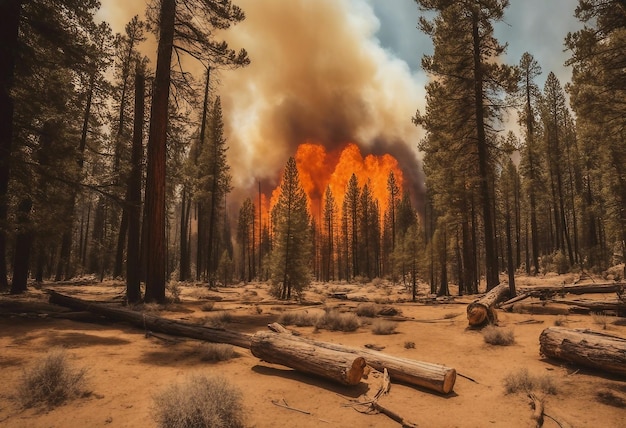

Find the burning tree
[[269, 157, 312, 299]]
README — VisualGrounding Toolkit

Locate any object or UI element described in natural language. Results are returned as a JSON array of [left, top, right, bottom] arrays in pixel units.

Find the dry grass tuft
[[503, 368, 557, 395], [203, 311, 233, 327], [198, 343, 236, 362], [371, 319, 398, 335], [482, 325, 515, 346], [17, 349, 89, 408], [200, 301, 215, 312], [277, 310, 321, 327], [316, 309, 361, 332], [592, 313, 610, 330], [356, 303, 380, 317], [404, 341, 416, 349], [153, 374, 244, 428], [554, 316, 567, 326]]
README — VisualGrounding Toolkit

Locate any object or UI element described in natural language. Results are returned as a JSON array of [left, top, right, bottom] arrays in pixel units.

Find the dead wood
[[250, 331, 366, 386], [520, 282, 624, 297], [500, 292, 531, 309], [267, 323, 456, 394], [267, 322, 293, 334], [466, 283, 510, 327], [539, 327, 626, 376], [552, 298, 626, 315], [271, 398, 311, 415], [48, 290, 252, 348]]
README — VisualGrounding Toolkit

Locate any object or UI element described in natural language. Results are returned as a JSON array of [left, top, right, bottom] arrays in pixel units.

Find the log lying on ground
[[520, 282, 624, 297], [539, 327, 626, 376], [466, 283, 511, 327], [266, 324, 456, 394], [48, 290, 251, 348], [552, 299, 626, 315], [250, 331, 366, 386]]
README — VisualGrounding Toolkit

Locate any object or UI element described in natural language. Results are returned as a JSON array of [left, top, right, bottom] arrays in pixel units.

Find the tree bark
[[48, 291, 251, 348], [539, 327, 626, 376], [126, 64, 144, 303], [266, 325, 456, 394], [466, 283, 510, 327], [250, 331, 366, 386], [519, 283, 624, 296], [144, 0, 175, 303]]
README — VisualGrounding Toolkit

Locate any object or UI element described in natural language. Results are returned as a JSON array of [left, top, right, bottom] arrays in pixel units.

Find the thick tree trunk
[[250, 331, 366, 386], [144, 0, 176, 303], [539, 327, 626, 376], [10, 198, 33, 294], [266, 325, 456, 394], [466, 283, 510, 327], [0, 0, 21, 290], [48, 291, 251, 348], [126, 65, 144, 303]]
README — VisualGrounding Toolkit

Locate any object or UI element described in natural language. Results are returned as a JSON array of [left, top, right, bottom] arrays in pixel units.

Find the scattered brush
[[503, 368, 557, 395], [17, 349, 89, 408], [404, 341, 415, 349], [277, 310, 321, 327], [356, 303, 380, 317], [482, 325, 515, 346], [204, 311, 233, 327], [316, 309, 361, 332], [153, 374, 244, 428], [198, 343, 236, 362], [592, 313, 610, 330], [371, 319, 398, 335], [553, 316, 567, 326], [200, 301, 215, 312]]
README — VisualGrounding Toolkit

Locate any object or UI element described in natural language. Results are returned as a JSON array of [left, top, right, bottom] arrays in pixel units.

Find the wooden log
[[48, 290, 252, 348], [520, 282, 624, 296], [265, 325, 456, 394], [466, 283, 510, 327], [552, 299, 626, 315], [539, 327, 626, 376], [250, 331, 366, 386]]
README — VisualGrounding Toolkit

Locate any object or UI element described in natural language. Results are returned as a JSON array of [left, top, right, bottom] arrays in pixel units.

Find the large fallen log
[[250, 331, 366, 386], [48, 290, 251, 348], [466, 283, 510, 327], [552, 298, 626, 316], [539, 327, 626, 376], [265, 324, 456, 394], [520, 282, 624, 297]]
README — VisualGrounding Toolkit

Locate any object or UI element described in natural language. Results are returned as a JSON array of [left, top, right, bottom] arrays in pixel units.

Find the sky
[[98, 0, 583, 200]]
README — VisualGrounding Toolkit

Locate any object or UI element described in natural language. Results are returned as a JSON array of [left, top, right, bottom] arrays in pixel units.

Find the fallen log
[[466, 283, 510, 327], [47, 290, 251, 349], [539, 327, 626, 376], [552, 299, 626, 315], [250, 331, 366, 386], [520, 282, 624, 297], [266, 324, 456, 394]]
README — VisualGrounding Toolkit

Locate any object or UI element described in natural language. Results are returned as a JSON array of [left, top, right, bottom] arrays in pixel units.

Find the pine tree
[[269, 157, 312, 299]]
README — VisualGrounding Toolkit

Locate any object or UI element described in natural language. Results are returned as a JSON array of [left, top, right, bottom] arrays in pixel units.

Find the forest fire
[[269, 142, 404, 219]]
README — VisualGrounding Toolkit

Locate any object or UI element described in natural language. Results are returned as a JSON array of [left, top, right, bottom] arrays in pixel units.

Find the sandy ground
[[0, 275, 625, 428]]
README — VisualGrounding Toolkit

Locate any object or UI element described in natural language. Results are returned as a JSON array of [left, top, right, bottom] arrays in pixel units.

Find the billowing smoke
[[99, 0, 426, 207], [218, 0, 425, 198]]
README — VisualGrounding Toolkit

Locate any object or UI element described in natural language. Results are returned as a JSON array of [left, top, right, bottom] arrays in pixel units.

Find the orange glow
[[270, 142, 404, 221]]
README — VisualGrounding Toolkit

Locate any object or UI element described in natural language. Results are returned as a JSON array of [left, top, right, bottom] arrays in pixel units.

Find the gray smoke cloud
[[98, 0, 426, 204]]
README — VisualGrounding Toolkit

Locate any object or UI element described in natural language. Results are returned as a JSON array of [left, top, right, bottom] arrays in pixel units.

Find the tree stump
[[466, 283, 510, 327]]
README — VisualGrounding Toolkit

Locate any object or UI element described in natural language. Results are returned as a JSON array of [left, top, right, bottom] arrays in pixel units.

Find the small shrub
[[592, 313, 610, 330], [153, 375, 244, 428], [167, 282, 183, 303], [554, 316, 567, 326], [371, 319, 397, 335], [199, 343, 236, 362], [404, 341, 416, 349], [278, 311, 321, 327], [200, 301, 215, 312], [356, 303, 380, 317], [254, 305, 263, 315], [204, 311, 233, 327], [504, 368, 557, 395], [482, 325, 515, 346], [18, 349, 88, 408], [316, 309, 361, 332]]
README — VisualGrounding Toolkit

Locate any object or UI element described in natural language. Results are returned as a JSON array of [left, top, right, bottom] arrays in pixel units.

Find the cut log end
[[348, 356, 367, 385], [442, 369, 457, 395]]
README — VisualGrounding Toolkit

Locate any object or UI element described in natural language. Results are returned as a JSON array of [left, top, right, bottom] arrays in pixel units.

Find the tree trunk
[[10, 198, 33, 294], [144, 0, 176, 303], [466, 283, 510, 327], [539, 327, 626, 376], [266, 325, 456, 394], [126, 65, 144, 303], [48, 291, 251, 348], [519, 283, 624, 296], [250, 331, 366, 386]]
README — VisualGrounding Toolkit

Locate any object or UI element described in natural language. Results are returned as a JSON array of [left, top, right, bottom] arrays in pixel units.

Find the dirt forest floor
[[0, 272, 625, 428]]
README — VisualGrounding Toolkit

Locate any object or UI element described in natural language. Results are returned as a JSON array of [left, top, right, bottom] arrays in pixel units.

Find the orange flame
[[270, 142, 404, 221]]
